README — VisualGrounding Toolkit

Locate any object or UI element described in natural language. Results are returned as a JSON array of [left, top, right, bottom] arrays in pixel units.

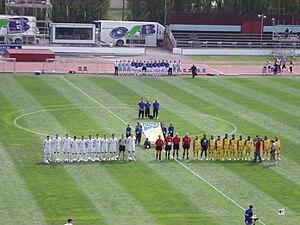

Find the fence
[[0, 57, 16, 73]]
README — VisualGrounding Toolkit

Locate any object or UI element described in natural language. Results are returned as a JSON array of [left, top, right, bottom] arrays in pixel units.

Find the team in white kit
[[43, 133, 137, 164]]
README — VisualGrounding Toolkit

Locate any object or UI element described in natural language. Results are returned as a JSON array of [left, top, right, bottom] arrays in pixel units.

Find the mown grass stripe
[[0, 75, 104, 224], [207, 77, 300, 121], [108, 76, 235, 135], [165, 77, 300, 145], [0, 140, 47, 225]]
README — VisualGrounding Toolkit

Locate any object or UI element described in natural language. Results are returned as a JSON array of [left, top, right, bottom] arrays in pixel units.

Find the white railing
[[165, 25, 177, 48]]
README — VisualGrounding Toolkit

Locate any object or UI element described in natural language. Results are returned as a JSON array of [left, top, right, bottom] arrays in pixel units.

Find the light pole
[[164, 0, 167, 26], [258, 14, 266, 48]]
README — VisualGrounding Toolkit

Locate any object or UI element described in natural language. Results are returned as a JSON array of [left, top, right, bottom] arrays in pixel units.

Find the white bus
[[94, 20, 165, 47]]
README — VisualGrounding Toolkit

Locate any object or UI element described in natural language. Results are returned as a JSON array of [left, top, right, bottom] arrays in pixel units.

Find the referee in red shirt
[[164, 133, 173, 160], [155, 135, 164, 160], [182, 133, 191, 160], [172, 133, 181, 160]]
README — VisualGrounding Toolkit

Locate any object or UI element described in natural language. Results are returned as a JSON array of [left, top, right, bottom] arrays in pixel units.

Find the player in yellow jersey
[[193, 135, 201, 160], [229, 134, 237, 160], [263, 135, 271, 160], [275, 136, 281, 160], [237, 135, 245, 160], [244, 136, 253, 160], [215, 135, 223, 160], [222, 133, 230, 160], [209, 135, 215, 160]]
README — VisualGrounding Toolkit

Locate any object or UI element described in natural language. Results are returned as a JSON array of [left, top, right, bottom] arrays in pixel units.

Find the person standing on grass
[[153, 99, 160, 119], [245, 205, 254, 224], [168, 123, 175, 137], [191, 64, 197, 78], [138, 98, 145, 119], [109, 133, 117, 161], [118, 133, 127, 160], [126, 124, 131, 138], [43, 135, 52, 163], [275, 136, 281, 160], [200, 133, 208, 160], [127, 133, 136, 161], [93, 133, 101, 161], [78, 135, 86, 161], [172, 133, 181, 159], [71, 136, 79, 162], [63, 133, 71, 161], [161, 123, 167, 138], [222, 133, 230, 160], [155, 134, 164, 160], [101, 134, 109, 161], [135, 122, 142, 145], [237, 135, 245, 160], [262, 135, 270, 160], [86, 135, 94, 161], [182, 133, 191, 160], [229, 134, 237, 161], [164, 133, 173, 160], [245, 136, 253, 161], [145, 100, 151, 118], [253, 135, 262, 163], [52, 133, 61, 161], [215, 135, 223, 161], [193, 135, 201, 160], [268, 140, 277, 166], [209, 135, 215, 160]]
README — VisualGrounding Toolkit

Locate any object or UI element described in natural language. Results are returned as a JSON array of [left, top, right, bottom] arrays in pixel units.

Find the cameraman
[[245, 205, 258, 224]]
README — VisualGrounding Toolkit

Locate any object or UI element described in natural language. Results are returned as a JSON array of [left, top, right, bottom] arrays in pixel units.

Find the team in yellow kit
[[245, 136, 253, 160], [188, 133, 281, 161], [209, 135, 216, 160], [263, 135, 271, 160]]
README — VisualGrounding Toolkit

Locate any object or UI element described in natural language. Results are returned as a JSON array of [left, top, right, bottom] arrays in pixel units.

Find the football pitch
[[0, 74, 300, 225]]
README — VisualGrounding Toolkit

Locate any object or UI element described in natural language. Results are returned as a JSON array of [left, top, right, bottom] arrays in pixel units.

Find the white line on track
[[200, 64, 225, 74], [60, 76, 265, 225]]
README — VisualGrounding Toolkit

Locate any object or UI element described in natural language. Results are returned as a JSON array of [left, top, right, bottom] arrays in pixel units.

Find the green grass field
[[0, 74, 300, 225]]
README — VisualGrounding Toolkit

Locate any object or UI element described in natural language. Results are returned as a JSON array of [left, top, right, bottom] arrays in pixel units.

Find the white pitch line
[[60, 76, 128, 125], [60, 76, 266, 224]]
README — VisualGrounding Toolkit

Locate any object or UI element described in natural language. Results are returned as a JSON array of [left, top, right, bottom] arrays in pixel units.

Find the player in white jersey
[[176, 60, 182, 75], [71, 136, 79, 162], [52, 133, 62, 162], [86, 134, 94, 161], [93, 133, 101, 161], [127, 134, 136, 161], [63, 133, 72, 161], [78, 135, 86, 161], [109, 133, 118, 161], [101, 134, 109, 161], [43, 135, 52, 163]]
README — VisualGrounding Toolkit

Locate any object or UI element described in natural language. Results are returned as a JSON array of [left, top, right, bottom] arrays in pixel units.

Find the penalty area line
[[60, 76, 128, 125], [60, 75, 265, 225]]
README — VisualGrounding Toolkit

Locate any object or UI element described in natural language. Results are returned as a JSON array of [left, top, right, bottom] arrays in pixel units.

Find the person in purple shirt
[[245, 205, 256, 224], [135, 122, 143, 145], [138, 97, 145, 119], [126, 124, 131, 138], [153, 99, 160, 119], [145, 100, 151, 118], [168, 123, 175, 137]]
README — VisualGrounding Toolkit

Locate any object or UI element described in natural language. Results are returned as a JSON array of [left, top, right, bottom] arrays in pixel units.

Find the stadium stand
[[165, 13, 300, 50]]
